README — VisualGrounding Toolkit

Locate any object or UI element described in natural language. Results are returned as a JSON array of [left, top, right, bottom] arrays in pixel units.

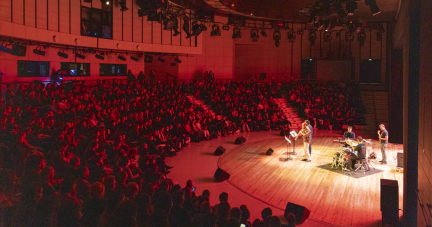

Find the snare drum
[[331, 152, 342, 169]]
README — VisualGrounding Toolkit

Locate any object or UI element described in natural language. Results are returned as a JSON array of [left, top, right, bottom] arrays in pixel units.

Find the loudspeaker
[[266, 148, 274, 155], [284, 202, 310, 224], [397, 152, 403, 168], [380, 179, 399, 226], [234, 136, 246, 144], [214, 168, 230, 182], [214, 146, 226, 156]]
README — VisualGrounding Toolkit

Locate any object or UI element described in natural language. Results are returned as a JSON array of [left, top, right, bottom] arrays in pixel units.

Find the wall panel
[[122, 0, 132, 42], [152, 21, 161, 44], [12, 0, 23, 24], [132, 1, 141, 42], [0, 0, 12, 22], [69, 0, 79, 35], [24, 0, 35, 27], [58, 0, 69, 33], [47, 0, 58, 31], [36, 0, 47, 29]]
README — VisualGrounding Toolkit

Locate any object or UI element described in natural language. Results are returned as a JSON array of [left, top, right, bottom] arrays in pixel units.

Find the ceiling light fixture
[[273, 29, 281, 47], [251, 28, 259, 42]]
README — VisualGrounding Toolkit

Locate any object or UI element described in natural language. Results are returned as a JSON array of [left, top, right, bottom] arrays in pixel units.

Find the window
[[100, 64, 127, 76], [61, 63, 90, 76], [18, 61, 50, 77], [81, 5, 112, 39]]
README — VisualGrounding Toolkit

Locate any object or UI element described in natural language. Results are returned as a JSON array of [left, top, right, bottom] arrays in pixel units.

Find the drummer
[[347, 136, 367, 171], [343, 126, 355, 140]]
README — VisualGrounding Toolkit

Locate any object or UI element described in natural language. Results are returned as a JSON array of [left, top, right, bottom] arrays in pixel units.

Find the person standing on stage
[[296, 122, 311, 162], [343, 126, 355, 139], [304, 120, 313, 157], [378, 124, 388, 164]]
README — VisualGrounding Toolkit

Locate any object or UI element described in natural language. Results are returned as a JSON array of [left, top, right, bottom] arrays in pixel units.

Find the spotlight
[[365, 0, 382, 16], [251, 28, 259, 42], [95, 53, 105, 60], [163, 16, 175, 31], [273, 29, 281, 47], [232, 27, 241, 39], [11, 43, 27, 56], [324, 31, 332, 42], [158, 57, 165, 62], [357, 30, 366, 46], [33, 48, 45, 56], [130, 55, 139, 62], [334, 1, 347, 18], [325, 20, 336, 32], [260, 30, 267, 37], [211, 24, 221, 36], [346, 0, 357, 16], [118, 55, 126, 61], [119, 0, 128, 11], [144, 55, 153, 63], [57, 51, 68, 58], [287, 30, 296, 43], [75, 52, 85, 59], [308, 31, 316, 46], [345, 32, 354, 42], [222, 24, 230, 30], [183, 18, 191, 38], [191, 21, 204, 37], [101, 0, 109, 5], [175, 57, 181, 63]]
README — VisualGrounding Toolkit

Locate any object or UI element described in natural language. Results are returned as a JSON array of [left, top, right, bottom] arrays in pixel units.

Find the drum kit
[[331, 139, 358, 174]]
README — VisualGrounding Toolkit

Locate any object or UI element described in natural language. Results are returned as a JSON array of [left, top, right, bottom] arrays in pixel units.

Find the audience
[[0, 77, 363, 227]]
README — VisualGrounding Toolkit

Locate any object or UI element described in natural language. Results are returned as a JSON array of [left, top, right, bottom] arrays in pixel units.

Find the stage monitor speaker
[[397, 152, 403, 168], [284, 202, 310, 224], [234, 136, 246, 144], [214, 146, 226, 156], [214, 168, 230, 182], [266, 148, 274, 155], [380, 179, 399, 226]]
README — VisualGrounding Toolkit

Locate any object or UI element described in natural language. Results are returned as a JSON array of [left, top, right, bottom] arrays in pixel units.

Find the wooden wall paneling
[[132, 0, 141, 43], [0, 0, 12, 22], [24, 0, 35, 27], [70, 0, 79, 35], [112, 0, 121, 40], [47, 0, 58, 31], [58, 0, 69, 33], [121, 0, 132, 42], [12, 0, 23, 24], [142, 18, 152, 43], [36, 0, 47, 29], [152, 21, 161, 44]]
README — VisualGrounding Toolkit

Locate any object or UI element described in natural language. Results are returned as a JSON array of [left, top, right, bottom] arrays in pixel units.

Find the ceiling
[[170, 0, 400, 22]]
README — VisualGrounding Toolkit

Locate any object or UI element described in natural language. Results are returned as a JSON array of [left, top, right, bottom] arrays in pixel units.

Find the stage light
[[345, 32, 354, 42], [33, 48, 45, 56], [369, 58, 372, 61], [57, 51, 68, 58], [251, 28, 259, 42], [365, 0, 382, 16], [211, 24, 221, 36], [287, 30, 296, 43], [75, 52, 85, 59], [323, 31, 332, 42], [183, 18, 192, 38], [273, 29, 281, 47], [357, 30, 366, 46], [222, 24, 230, 30], [101, 0, 109, 5], [130, 55, 139, 62], [308, 31, 316, 46], [260, 30, 267, 37], [163, 16, 175, 31], [158, 57, 165, 62], [232, 27, 241, 39], [346, 0, 357, 16], [118, 55, 126, 61], [11, 43, 27, 56], [95, 53, 105, 60], [191, 21, 204, 37], [175, 57, 181, 63], [119, 0, 128, 11]]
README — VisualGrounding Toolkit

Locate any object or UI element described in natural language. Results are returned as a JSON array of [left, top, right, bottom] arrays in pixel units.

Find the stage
[[165, 130, 404, 226]]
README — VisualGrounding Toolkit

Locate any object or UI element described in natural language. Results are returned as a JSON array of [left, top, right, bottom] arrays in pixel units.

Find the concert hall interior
[[0, 0, 429, 226]]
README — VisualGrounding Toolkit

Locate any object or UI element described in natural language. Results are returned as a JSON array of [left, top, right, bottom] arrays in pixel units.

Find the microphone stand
[[284, 136, 293, 161]]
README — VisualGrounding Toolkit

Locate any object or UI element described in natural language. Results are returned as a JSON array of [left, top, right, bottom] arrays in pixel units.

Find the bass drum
[[331, 152, 342, 169]]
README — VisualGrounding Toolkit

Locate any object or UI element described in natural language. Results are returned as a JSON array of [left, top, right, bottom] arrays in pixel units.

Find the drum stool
[[355, 159, 375, 174]]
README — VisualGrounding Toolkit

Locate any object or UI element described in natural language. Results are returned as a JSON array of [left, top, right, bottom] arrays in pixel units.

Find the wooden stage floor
[[218, 130, 404, 226]]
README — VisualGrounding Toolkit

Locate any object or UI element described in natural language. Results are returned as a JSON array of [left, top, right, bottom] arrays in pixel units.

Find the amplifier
[[397, 152, 403, 168]]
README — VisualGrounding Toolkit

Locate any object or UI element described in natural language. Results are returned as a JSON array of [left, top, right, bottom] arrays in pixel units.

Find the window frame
[[100, 64, 127, 76], [17, 60, 51, 77], [81, 5, 113, 39], [60, 62, 90, 77]]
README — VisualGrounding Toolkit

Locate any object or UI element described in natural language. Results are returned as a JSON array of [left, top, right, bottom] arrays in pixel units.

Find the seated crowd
[[192, 80, 292, 133], [285, 80, 365, 130], [0, 79, 299, 227]]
